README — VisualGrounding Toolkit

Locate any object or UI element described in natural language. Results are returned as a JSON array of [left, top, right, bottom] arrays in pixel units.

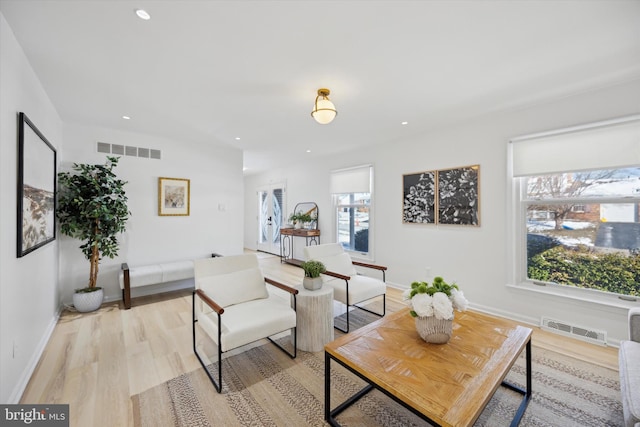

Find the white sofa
[[619, 307, 640, 427]]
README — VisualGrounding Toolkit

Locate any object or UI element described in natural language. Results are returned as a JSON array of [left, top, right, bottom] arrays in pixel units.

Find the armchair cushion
[[619, 340, 640, 427], [321, 253, 357, 279], [630, 307, 640, 342], [197, 267, 267, 309], [325, 274, 386, 305], [304, 243, 357, 277], [197, 295, 296, 352]]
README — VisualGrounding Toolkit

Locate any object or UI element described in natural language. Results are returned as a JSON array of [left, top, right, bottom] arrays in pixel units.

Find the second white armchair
[[303, 243, 386, 333]]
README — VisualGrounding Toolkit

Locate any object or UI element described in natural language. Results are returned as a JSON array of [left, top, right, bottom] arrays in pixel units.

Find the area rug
[[132, 311, 623, 427]]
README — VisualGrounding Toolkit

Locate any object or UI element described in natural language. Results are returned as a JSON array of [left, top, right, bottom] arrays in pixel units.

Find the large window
[[331, 165, 372, 258], [511, 115, 640, 301]]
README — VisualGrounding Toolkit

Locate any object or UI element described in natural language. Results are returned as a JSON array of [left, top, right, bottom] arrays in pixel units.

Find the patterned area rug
[[132, 310, 623, 427]]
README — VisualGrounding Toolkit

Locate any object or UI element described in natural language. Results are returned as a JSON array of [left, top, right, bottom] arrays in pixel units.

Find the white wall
[[0, 13, 63, 403], [245, 78, 640, 345], [59, 124, 244, 304], [1, 10, 244, 402]]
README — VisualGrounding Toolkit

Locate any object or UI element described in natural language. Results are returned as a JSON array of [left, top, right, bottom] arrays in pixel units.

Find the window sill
[[506, 281, 638, 311]]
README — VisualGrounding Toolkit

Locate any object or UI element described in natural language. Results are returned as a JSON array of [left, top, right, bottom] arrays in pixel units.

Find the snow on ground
[[528, 220, 596, 247], [527, 220, 595, 232], [556, 236, 594, 247]]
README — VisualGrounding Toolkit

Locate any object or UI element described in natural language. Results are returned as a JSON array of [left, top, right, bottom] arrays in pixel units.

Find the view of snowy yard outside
[[526, 169, 640, 248], [528, 220, 596, 248], [336, 193, 370, 252], [525, 168, 640, 296]]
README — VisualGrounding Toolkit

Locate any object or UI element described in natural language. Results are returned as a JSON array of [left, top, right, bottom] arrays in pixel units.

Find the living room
[[1, 0, 639, 423]]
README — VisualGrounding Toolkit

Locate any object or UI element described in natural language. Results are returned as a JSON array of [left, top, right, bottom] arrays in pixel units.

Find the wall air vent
[[96, 142, 161, 160], [540, 317, 607, 346], [97, 142, 110, 153]]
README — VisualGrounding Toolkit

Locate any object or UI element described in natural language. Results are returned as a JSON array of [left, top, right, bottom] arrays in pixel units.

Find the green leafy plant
[[289, 211, 313, 224], [301, 260, 326, 278], [528, 245, 640, 296], [57, 156, 129, 292]]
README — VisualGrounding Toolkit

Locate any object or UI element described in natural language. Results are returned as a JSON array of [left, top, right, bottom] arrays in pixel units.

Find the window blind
[[330, 165, 372, 194], [510, 115, 640, 177]]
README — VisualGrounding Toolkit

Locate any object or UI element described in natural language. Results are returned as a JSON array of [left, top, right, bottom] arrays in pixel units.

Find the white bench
[[119, 254, 222, 309]]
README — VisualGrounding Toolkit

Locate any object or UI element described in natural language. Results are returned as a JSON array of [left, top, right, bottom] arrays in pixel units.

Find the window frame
[[331, 165, 374, 262], [507, 117, 640, 308], [334, 192, 372, 259]]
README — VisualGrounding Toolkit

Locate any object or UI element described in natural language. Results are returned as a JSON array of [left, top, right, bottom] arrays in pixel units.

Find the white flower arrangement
[[402, 276, 469, 320]]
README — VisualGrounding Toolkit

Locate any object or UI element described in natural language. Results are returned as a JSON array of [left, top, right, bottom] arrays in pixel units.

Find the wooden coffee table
[[324, 308, 532, 427]]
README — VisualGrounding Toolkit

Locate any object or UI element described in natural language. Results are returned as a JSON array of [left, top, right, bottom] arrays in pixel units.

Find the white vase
[[303, 277, 323, 290], [73, 288, 104, 312], [415, 315, 453, 344]]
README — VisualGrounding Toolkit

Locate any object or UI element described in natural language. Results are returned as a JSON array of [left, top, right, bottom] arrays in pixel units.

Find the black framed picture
[[17, 112, 57, 257], [437, 165, 480, 226], [403, 171, 436, 224]]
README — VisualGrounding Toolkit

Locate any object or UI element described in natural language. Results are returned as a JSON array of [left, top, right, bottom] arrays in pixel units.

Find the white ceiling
[[2, 1, 639, 174]]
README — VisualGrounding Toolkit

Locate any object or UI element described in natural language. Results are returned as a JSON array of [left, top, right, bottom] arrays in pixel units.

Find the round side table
[[291, 284, 334, 352]]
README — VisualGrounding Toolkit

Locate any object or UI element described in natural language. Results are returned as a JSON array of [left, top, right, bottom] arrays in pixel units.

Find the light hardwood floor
[[20, 251, 619, 427]]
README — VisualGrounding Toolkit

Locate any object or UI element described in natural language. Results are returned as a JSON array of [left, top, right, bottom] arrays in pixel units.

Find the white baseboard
[[8, 305, 62, 404]]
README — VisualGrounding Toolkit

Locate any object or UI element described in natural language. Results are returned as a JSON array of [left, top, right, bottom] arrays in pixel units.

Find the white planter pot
[[73, 288, 104, 313], [303, 277, 323, 291]]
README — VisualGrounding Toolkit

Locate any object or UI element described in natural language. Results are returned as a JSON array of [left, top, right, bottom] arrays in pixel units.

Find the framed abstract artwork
[[158, 177, 190, 216], [437, 165, 480, 226], [402, 171, 436, 224], [17, 112, 57, 257]]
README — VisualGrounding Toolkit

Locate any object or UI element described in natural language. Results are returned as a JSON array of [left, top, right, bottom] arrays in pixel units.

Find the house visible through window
[[330, 165, 373, 258], [511, 116, 640, 299]]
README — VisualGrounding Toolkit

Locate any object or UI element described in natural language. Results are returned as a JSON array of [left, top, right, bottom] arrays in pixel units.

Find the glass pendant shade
[[311, 89, 337, 124]]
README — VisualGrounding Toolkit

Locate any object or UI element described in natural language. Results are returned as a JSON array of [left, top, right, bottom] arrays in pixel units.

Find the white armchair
[[192, 254, 298, 393], [619, 307, 640, 427], [303, 243, 386, 333]]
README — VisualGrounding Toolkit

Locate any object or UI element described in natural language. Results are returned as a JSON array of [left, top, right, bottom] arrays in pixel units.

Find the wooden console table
[[279, 228, 320, 263]]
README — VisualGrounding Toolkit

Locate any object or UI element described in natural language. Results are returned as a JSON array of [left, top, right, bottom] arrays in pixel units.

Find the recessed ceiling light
[[235, 137, 241, 141], [135, 9, 151, 20], [122, 115, 131, 120], [306, 149, 311, 153], [401, 121, 408, 125]]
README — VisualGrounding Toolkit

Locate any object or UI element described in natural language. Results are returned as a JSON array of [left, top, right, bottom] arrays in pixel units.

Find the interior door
[[257, 184, 286, 255]]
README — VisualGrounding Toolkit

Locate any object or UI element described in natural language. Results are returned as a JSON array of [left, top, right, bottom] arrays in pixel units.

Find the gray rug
[[133, 310, 623, 426]]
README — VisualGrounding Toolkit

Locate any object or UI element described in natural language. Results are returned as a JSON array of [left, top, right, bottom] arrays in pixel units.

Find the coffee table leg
[[325, 352, 332, 425], [501, 339, 532, 427], [325, 351, 375, 427]]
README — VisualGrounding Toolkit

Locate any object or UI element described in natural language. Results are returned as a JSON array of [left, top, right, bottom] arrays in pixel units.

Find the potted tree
[[300, 260, 326, 290], [57, 156, 129, 312]]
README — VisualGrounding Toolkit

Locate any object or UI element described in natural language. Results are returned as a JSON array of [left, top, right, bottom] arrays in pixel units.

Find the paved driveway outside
[[595, 222, 640, 251]]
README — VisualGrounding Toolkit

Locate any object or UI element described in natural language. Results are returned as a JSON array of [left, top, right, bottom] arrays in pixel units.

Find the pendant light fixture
[[311, 88, 337, 124]]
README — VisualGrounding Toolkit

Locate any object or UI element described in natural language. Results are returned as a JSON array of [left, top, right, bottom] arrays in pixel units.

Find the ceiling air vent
[[541, 317, 607, 346], [96, 142, 161, 160]]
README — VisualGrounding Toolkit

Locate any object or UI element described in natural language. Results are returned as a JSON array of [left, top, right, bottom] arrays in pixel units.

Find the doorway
[[257, 184, 286, 255]]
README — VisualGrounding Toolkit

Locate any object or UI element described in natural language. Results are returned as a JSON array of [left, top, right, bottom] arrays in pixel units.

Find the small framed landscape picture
[[437, 165, 480, 226], [158, 177, 190, 216], [402, 170, 436, 224]]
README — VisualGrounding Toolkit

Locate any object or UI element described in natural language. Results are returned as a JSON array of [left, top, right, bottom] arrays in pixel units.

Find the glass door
[[257, 184, 286, 255]]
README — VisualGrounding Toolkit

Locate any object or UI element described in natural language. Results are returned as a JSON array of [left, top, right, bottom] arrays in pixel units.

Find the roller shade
[[330, 165, 371, 194], [511, 115, 640, 177]]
